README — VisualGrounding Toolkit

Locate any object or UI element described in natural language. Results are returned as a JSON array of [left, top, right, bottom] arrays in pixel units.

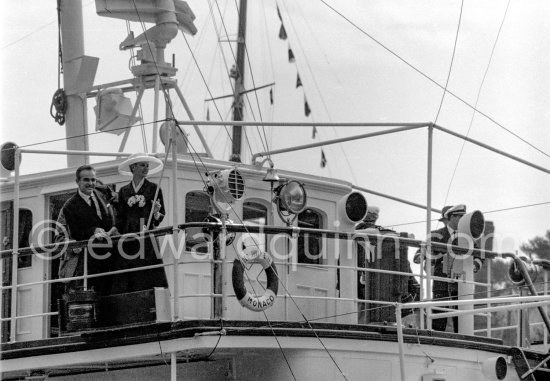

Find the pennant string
[[288, 47, 295, 63], [304, 98, 311, 117], [279, 24, 287, 40], [296, 73, 302, 88]]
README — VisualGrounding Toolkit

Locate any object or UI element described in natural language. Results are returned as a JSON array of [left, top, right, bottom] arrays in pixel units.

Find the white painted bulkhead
[[2, 335, 520, 380], [1, 154, 357, 341]]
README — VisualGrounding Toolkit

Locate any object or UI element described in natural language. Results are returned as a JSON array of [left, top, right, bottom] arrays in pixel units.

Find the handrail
[[0, 222, 517, 259], [2, 221, 548, 348], [512, 256, 550, 336]]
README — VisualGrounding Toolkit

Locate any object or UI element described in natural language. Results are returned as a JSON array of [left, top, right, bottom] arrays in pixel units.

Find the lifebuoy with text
[[231, 251, 278, 312]]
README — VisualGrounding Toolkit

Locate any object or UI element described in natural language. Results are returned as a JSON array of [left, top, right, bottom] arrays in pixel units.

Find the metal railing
[[2, 223, 549, 349]]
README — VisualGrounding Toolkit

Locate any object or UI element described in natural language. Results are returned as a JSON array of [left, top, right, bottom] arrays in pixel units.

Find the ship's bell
[[263, 168, 280, 183]]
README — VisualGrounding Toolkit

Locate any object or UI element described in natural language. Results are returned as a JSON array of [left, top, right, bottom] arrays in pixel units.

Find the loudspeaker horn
[[481, 356, 507, 380], [0, 142, 19, 181], [457, 210, 485, 248]]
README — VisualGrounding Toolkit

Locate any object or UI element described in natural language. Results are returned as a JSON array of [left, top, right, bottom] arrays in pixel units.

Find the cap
[[444, 204, 467, 219], [438, 205, 453, 221], [367, 206, 380, 215]]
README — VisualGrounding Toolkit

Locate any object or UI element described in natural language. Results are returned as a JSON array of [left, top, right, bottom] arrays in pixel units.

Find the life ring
[[231, 251, 278, 312]]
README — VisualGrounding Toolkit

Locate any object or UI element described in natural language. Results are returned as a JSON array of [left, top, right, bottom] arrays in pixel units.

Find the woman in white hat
[[112, 153, 168, 294]]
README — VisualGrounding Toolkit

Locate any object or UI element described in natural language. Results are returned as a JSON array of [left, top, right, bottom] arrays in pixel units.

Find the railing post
[[83, 248, 88, 290], [9, 148, 21, 342], [545, 270, 548, 352], [487, 259, 492, 338], [425, 124, 433, 330], [396, 304, 406, 381], [171, 123, 180, 321], [220, 219, 227, 319]]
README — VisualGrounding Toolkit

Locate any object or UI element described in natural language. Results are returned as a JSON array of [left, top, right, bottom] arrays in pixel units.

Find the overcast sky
[[1, 0, 549, 254]]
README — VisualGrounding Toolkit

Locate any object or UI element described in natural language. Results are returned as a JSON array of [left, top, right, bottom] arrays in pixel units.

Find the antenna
[[92, 0, 213, 156], [96, 0, 197, 76]]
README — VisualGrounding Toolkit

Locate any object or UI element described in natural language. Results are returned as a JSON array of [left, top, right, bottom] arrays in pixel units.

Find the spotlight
[[273, 180, 307, 225]]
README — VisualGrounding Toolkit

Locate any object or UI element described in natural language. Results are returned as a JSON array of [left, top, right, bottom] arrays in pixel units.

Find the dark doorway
[[48, 192, 74, 337]]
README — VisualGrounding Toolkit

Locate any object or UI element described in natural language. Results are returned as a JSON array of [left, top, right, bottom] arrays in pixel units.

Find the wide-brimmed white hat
[[118, 153, 163, 176]]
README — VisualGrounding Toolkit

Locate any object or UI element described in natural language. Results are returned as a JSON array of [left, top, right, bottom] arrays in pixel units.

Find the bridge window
[[185, 191, 211, 251], [243, 201, 268, 252], [0, 204, 33, 268], [297, 208, 324, 265], [1, 204, 33, 342]]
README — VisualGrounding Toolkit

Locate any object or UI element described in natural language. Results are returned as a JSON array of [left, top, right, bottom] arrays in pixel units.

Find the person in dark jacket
[[111, 153, 168, 294], [429, 204, 483, 332], [56, 165, 117, 294]]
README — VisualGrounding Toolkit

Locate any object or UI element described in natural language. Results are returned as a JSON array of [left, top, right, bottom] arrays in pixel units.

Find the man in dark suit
[[56, 165, 118, 295], [429, 204, 482, 332]]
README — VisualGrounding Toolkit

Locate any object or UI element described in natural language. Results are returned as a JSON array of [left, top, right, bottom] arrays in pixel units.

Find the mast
[[229, 0, 248, 163], [60, 0, 89, 167]]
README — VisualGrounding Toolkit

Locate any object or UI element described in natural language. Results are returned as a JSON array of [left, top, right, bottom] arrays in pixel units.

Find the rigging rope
[[386, 200, 550, 229], [181, 30, 234, 145], [221, 274, 550, 336], [318, 0, 550, 160], [50, 0, 66, 126], [293, 0, 358, 182], [433, 0, 464, 125], [443, 0, 512, 204], [279, 0, 357, 181], [208, 0, 269, 159]]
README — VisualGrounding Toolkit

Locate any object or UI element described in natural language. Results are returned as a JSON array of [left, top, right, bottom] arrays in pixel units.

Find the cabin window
[[0, 204, 33, 268], [243, 201, 268, 252], [17, 210, 33, 268], [1, 204, 33, 343], [297, 208, 324, 265], [185, 191, 211, 251]]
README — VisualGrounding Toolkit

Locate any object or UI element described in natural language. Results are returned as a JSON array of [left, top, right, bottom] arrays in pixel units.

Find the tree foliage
[[520, 230, 550, 260]]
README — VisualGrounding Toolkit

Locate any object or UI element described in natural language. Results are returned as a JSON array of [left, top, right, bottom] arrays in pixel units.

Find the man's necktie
[[89, 195, 102, 219]]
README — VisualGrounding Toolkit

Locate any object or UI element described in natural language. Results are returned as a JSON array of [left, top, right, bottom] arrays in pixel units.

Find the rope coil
[[50, 88, 67, 125]]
